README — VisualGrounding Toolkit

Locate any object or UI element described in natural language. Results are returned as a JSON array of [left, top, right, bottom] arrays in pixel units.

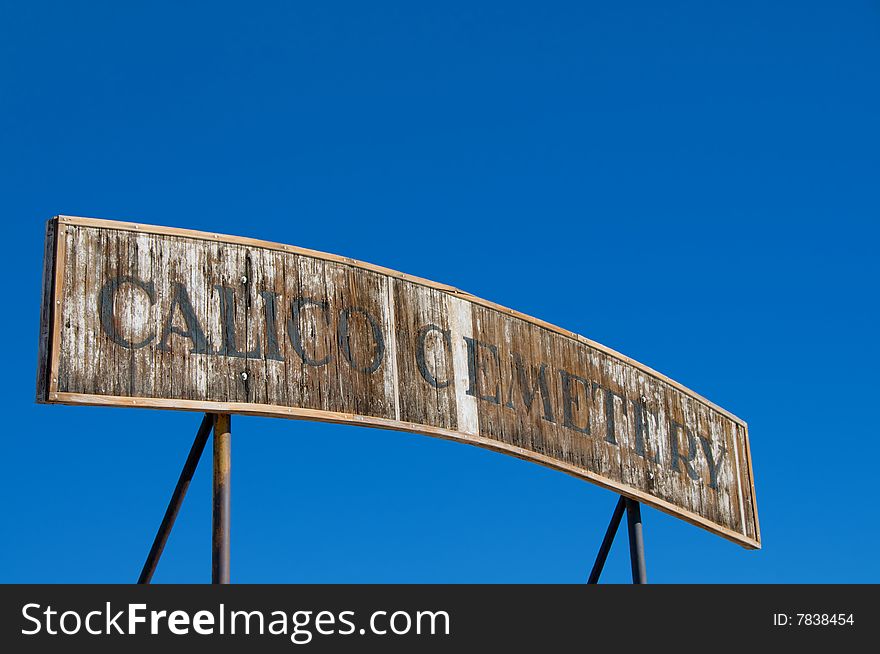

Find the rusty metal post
[[625, 498, 647, 584], [212, 413, 231, 584], [138, 413, 215, 584], [587, 496, 627, 584]]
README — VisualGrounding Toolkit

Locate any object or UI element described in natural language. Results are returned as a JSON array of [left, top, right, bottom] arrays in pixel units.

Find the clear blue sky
[[1, 1, 878, 583]]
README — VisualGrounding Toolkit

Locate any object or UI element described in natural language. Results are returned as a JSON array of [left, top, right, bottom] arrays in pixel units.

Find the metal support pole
[[625, 498, 647, 584], [138, 414, 215, 584], [212, 413, 231, 584], [587, 496, 627, 584]]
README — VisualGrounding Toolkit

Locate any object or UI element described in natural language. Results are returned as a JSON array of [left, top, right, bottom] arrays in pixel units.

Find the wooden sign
[[36, 216, 760, 549]]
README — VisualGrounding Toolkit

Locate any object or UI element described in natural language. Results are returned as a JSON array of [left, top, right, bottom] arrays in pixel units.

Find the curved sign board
[[37, 216, 760, 549]]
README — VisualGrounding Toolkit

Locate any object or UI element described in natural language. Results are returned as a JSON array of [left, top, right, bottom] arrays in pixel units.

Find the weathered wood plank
[[393, 280, 457, 431]]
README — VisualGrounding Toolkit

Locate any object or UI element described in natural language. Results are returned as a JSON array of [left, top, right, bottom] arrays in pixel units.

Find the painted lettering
[[157, 282, 210, 354], [416, 324, 451, 388], [559, 370, 591, 435], [506, 353, 554, 422], [669, 420, 699, 481], [214, 285, 261, 359], [631, 399, 659, 463], [288, 297, 331, 366], [338, 306, 385, 374], [593, 383, 626, 445], [464, 337, 501, 404], [698, 436, 725, 490], [98, 276, 156, 349], [258, 291, 285, 361]]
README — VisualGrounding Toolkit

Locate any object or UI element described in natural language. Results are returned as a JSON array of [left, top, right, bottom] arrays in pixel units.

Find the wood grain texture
[[37, 216, 760, 549]]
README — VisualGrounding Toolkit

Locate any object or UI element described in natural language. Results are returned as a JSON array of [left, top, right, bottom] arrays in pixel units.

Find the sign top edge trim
[[52, 214, 748, 428]]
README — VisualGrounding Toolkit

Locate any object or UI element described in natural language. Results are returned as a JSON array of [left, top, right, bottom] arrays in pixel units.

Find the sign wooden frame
[[36, 216, 760, 549]]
